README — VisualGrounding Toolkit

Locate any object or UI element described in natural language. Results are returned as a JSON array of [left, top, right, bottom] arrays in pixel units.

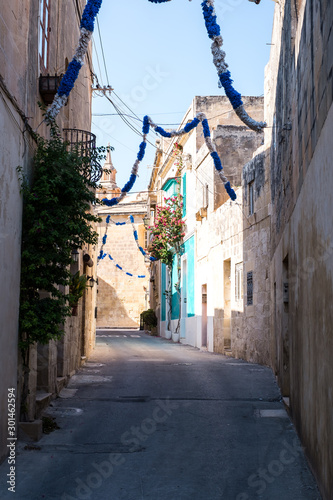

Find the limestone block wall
[[214, 124, 264, 193], [234, 150, 271, 366], [0, 0, 94, 462], [266, 2, 333, 497], [96, 214, 149, 328], [194, 96, 265, 152]]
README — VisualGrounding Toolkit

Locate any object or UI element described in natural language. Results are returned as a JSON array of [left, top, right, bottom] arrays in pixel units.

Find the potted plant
[[141, 309, 158, 334], [69, 272, 87, 315]]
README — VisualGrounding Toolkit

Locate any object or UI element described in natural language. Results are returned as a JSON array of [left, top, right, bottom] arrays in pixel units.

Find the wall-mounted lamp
[[71, 249, 79, 263], [86, 276, 98, 288], [143, 214, 150, 228]]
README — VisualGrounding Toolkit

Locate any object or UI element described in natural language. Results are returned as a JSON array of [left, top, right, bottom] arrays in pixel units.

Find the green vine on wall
[[18, 124, 107, 351]]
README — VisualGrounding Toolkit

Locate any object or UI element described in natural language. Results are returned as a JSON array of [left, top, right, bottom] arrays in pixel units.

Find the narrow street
[[1, 330, 320, 500]]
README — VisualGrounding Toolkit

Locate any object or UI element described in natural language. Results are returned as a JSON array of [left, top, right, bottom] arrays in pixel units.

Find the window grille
[[247, 271, 253, 306], [249, 181, 254, 215]]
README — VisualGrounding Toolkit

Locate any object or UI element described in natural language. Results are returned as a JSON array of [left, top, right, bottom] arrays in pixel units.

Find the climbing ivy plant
[[18, 124, 107, 351]]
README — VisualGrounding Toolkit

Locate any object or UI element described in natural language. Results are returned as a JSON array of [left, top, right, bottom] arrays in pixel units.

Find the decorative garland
[[101, 117, 149, 206], [45, 0, 263, 133], [97, 212, 147, 277], [99, 112, 235, 207], [97, 214, 156, 266], [41, 0, 262, 204], [200, 0, 266, 132], [98, 253, 146, 278], [45, 0, 102, 122], [129, 215, 156, 261], [100, 112, 235, 206], [147, 113, 237, 200]]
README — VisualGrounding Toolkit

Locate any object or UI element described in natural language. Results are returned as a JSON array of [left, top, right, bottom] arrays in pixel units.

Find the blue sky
[[91, 0, 276, 193]]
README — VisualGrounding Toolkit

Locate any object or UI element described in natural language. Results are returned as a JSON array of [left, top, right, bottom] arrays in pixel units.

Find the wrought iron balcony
[[62, 128, 103, 183]]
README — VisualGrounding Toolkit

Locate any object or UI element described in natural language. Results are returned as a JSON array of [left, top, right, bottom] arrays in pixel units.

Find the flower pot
[[165, 329, 172, 340], [71, 305, 78, 316], [172, 332, 180, 343]]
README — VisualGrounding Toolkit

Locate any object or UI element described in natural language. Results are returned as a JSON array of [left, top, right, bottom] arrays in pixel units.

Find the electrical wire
[[104, 94, 158, 149], [96, 17, 110, 87], [92, 39, 104, 88], [92, 94, 265, 126], [92, 120, 139, 154], [112, 91, 142, 122]]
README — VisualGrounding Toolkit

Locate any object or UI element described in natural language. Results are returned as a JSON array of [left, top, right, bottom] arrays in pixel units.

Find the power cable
[[104, 94, 158, 149], [112, 91, 142, 122], [92, 120, 139, 154], [96, 17, 110, 86], [92, 39, 104, 87], [92, 94, 265, 126]]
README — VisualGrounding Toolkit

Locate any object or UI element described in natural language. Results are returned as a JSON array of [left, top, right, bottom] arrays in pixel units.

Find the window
[[249, 181, 254, 215], [235, 263, 243, 302], [39, 0, 50, 73], [247, 271, 253, 306]]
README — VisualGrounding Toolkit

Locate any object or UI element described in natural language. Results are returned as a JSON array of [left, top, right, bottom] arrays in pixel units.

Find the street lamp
[[71, 248, 79, 263], [143, 214, 150, 228], [86, 276, 98, 288]]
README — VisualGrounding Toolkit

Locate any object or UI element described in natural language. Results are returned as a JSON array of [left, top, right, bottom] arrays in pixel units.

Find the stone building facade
[[147, 96, 267, 352], [96, 156, 149, 328], [265, 1, 333, 497], [0, 1, 96, 461], [147, 2, 333, 497], [193, 99, 266, 356]]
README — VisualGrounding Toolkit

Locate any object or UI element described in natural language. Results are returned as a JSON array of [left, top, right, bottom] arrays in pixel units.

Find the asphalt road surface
[[0, 330, 321, 500]]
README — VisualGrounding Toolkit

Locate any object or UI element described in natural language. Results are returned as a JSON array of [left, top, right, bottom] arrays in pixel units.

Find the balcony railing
[[63, 128, 103, 183]]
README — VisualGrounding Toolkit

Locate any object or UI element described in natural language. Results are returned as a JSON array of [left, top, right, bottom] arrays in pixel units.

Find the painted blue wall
[[184, 236, 195, 317], [171, 255, 180, 320], [161, 263, 166, 322]]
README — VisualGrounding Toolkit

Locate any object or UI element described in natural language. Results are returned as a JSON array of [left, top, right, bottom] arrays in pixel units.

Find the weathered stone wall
[[0, 0, 94, 461], [234, 149, 271, 366], [194, 96, 264, 152], [213, 124, 264, 208], [267, 1, 333, 497], [96, 211, 149, 328]]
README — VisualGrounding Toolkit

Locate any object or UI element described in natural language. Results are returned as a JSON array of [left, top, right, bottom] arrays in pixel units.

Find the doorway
[[282, 255, 290, 397], [202, 284, 207, 347], [181, 257, 187, 339], [223, 259, 231, 351]]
